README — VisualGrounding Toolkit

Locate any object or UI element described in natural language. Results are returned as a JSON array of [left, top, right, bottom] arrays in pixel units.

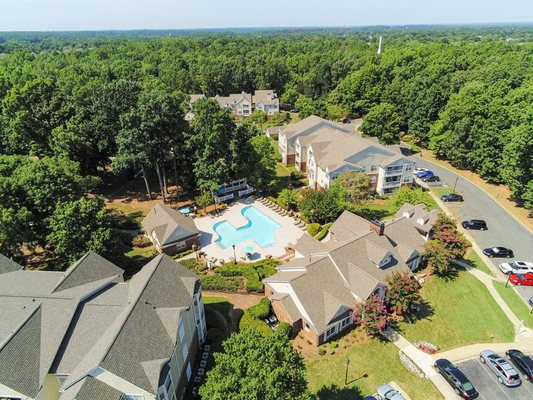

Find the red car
[[509, 273, 533, 286]]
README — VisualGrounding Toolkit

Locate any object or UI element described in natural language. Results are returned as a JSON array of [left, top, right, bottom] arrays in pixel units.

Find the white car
[[376, 384, 406, 400], [414, 167, 428, 175], [499, 260, 533, 275]]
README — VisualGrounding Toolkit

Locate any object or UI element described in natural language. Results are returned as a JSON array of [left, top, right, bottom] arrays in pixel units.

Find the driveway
[[458, 359, 533, 400], [411, 156, 533, 301]]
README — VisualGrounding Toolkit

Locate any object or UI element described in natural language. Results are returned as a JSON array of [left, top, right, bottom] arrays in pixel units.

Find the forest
[[0, 26, 531, 264]]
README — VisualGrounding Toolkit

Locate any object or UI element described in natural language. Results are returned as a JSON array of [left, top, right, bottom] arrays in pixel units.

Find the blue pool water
[[214, 206, 281, 249]]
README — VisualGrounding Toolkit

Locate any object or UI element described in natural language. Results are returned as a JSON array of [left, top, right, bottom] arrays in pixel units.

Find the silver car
[[480, 350, 521, 387], [499, 260, 533, 275], [376, 384, 406, 400]]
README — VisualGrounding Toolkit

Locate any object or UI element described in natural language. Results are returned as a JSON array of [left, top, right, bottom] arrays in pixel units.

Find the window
[[123, 395, 144, 400], [403, 176, 411, 183], [324, 325, 337, 340], [186, 363, 192, 381], [405, 164, 413, 171], [178, 319, 185, 341], [164, 373, 172, 393], [369, 176, 377, 184], [371, 165, 378, 172], [182, 344, 189, 361]]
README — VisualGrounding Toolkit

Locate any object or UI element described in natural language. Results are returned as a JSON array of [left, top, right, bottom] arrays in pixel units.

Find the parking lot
[[458, 359, 533, 400]]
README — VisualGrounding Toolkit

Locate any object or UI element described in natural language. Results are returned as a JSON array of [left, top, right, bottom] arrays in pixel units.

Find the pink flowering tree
[[352, 294, 391, 336], [385, 272, 422, 316]]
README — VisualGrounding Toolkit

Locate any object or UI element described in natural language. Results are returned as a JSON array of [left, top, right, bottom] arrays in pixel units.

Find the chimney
[[370, 220, 385, 236]]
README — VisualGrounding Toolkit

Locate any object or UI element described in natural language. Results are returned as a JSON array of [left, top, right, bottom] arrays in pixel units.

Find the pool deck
[[193, 198, 304, 262]]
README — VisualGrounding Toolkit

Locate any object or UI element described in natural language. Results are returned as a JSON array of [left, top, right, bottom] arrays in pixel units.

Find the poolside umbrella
[[244, 246, 253, 255]]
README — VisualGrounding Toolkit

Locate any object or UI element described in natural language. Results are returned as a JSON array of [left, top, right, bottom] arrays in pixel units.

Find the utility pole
[[344, 357, 351, 386], [452, 177, 459, 194]]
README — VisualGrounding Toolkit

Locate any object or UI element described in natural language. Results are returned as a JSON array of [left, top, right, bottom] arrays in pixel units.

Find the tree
[[278, 188, 298, 210], [330, 171, 370, 205], [353, 294, 391, 336], [298, 189, 343, 224], [385, 272, 422, 316], [361, 103, 401, 145], [0, 206, 32, 259], [390, 187, 435, 210], [432, 214, 469, 259], [199, 328, 310, 400], [425, 240, 450, 275], [247, 135, 277, 191], [188, 99, 235, 191], [195, 191, 213, 213], [47, 197, 112, 264]]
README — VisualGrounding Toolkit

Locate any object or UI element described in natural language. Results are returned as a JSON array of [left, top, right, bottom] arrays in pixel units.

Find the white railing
[[239, 186, 254, 196], [385, 168, 403, 176], [215, 193, 234, 203], [383, 180, 402, 188]]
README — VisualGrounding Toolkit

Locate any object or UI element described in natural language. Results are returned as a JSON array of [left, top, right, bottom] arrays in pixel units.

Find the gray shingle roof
[[66, 376, 123, 400], [0, 254, 23, 274], [53, 251, 123, 292], [141, 203, 199, 247]]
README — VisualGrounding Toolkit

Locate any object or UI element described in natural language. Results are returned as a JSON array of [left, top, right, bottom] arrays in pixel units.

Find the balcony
[[385, 168, 403, 176], [383, 180, 402, 188]]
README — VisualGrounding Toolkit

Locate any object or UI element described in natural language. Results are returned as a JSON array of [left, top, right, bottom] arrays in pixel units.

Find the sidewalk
[[415, 150, 532, 232], [436, 337, 533, 363]]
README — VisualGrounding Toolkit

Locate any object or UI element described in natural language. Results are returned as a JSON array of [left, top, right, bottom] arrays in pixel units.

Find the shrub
[[385, 272, 422, 316], [245, 280, 264, 293], [175, 249, 193, 258], [277, 322, 292, 339], [318, 347, 326, 356], [353, 294, 392, 336], [179, 258, 200, 270], [330, 340, 338, 349], [132, 234, 152, 248], [307, 223, 321, 237], [249, 297, 272, 319], [315, 222, 333, 241], [239, 311, 272, 336], [328, 348, 336, 355], [200, 275, 242, 291], [271, 133, 279, 141]]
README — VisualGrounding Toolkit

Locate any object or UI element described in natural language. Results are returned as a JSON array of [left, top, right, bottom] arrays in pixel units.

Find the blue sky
[[0, 0, 531, 31]]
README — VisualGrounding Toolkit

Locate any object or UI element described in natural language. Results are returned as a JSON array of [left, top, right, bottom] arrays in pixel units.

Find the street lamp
[[452, 177, 459, 194], [344, 357, 350, 386], [232, 244, 236, 264]]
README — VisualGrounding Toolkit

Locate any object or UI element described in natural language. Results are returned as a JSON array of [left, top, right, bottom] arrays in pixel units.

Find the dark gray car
[[480, 350, 521, 387]]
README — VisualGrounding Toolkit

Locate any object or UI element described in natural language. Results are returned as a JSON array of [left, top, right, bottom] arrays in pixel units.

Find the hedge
[[249, 297, 272, 319], [217, 259, 280, 292], [315, 222, 333, 241], [276, 322, 292, 339], [307, 223, 321, 237], [200, 275, 242, 291], [239, 311, 272, 336]]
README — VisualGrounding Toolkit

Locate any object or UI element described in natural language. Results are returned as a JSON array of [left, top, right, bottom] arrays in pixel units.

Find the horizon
[[1, 0, 531, 32]]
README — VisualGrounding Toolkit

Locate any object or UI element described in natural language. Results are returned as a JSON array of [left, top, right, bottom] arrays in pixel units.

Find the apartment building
[[0, 252, 206, 400], [277, 115, 414, 195]]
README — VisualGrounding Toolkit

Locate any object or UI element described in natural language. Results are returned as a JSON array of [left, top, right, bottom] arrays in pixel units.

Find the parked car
[[441, 193, 464, 202], [422, 175, 441, 182], [506, 349, 533, 381], [376, 384, 406, 400], [434, 359, 479, 399], [499, 261, 533, 275], [480, 350, 521, 387], [461, 220, 488, 230], [416, 170, 434, 178], [414, 167, 428, 175], [363, 397, 378, 400], [483, 247, 514, 258], [509, 273, 533, 286]]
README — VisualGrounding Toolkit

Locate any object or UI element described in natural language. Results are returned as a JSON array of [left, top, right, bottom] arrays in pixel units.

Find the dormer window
[[379, 255, 392, 268], [416, 218, 425, 226]]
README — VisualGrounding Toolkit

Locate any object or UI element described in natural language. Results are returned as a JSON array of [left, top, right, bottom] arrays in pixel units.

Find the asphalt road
[[458, 358, 533, 400], [411, 155, 533, 301]]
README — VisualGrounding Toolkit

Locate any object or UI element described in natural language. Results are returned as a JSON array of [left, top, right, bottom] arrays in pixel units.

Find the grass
[[464, 248, 495, 276], [429, 186, 455, 198], [306, 339, 442, 400], [493, 281, 533, 329], [400, 269, 515, 350], [203, 296, 234, 353]]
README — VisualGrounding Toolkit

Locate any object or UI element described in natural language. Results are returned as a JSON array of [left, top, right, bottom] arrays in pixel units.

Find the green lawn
[[400, 270, 515, 350], [493, 281, 533, 328], [464, 249, 495, 276], [306, 340, 442, 400], [429, 186, 455, 198]]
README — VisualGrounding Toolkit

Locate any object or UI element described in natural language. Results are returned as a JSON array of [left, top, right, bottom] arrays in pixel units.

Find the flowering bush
[[432, 214, 469, 259], [352, 294, 391, 336], [385, 272, 422, 316]]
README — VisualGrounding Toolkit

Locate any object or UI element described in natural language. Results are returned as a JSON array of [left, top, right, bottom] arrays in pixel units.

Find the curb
[[413, 154, 532, 234]]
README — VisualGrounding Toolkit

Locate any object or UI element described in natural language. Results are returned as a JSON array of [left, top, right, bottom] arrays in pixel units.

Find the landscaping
[[464, 248, 494, 276], [179, 258, 280, 293], [399, 269, 515, 350], [203, 296, 234, 353], [306, 337, 442, 400], [493, 281, 533, 329]]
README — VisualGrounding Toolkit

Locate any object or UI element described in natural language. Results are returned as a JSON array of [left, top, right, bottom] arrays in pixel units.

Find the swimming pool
[[213, 206, 281, 249]]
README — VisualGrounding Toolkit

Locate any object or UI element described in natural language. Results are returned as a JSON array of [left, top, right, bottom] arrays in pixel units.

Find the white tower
[[377, 36, 382, 55]]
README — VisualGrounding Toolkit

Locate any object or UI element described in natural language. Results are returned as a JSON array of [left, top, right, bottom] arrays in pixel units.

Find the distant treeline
[[0, 27, 531, 208]]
